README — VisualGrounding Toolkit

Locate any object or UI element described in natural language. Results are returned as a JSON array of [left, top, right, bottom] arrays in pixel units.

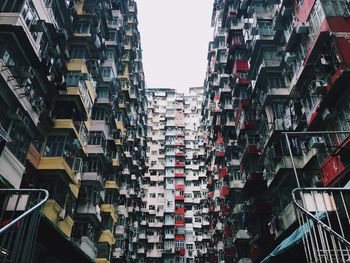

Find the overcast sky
[[136, 0, 213, 94]]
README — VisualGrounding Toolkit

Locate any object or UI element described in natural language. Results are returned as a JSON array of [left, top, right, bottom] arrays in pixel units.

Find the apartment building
[[143, 87, 207, 263], [0, 0, 146, 262], [202, 0, 350, 262]]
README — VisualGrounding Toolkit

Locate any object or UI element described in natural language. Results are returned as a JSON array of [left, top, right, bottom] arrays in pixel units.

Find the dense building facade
[[202, 0, 350, 262], [0, 0, 146, 262], [143, 88, 208, 263]]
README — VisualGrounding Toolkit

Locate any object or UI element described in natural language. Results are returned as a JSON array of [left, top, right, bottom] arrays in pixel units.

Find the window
[[97, 88, 110, 99], [7, 123, 31, 164], [22, 1, 39, 41], [153, 242, 161, 250], [93, 108, 108, 121], [267, 73, 286, 89], [195, 217, 201, 223], [322, 0, 350, 17], [89, 132, 106, 151], [84, 158, 100, 173], [258, 20, 274, 36], [75, 22, 91, 33], [106, 50, 114, 60], [185, 217, 192, 223], [109, 31, 117, 41], [109, 17, 118, 25], [102, 67, 114, 79], [43, 136, 66, 157], [71, 48, 87, 59], [175, 214, 183, 221], [186, 244, 193, 250], [175, 240, 185, 248], [2, 50, 14, 67], [164, 241, 174, 250], [66, 72, 81, 87]]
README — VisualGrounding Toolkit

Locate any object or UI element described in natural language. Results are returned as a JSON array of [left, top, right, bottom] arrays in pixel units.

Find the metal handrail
[[0, 189, 49, 235], [292, 187, 350, 248]]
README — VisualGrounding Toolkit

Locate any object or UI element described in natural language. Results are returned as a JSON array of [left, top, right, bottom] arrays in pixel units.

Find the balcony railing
[[0, 189, 48, 263]]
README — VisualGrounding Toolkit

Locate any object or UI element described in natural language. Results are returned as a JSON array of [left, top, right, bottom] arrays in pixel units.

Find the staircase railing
[[292, 188, 350, 263], [0, 189, 48, 263]]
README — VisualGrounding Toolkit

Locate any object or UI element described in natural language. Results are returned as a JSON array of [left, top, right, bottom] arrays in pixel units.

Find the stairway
[[0, 189, 48, 263], [293, 188, 350, 263]]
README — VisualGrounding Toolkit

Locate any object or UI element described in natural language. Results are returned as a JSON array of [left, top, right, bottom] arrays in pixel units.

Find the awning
[[0, 126, 12, 143]]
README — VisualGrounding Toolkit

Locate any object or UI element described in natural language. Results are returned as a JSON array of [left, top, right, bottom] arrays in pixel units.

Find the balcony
[[147, 235, 160, 243], [175, 220, 185, 227], [219, 167, 228, 178], [177, 248, 185, 256], [100, 204, 118, 223], [235, 99, 250, 126], [53, 119, 87, 150], [105, 180, 118, 191], [0, 146, 25, 189], [76, 202, 102, 222], [77, 236, 98, 261], [146, 249, 162, 258], [81, 172, 104, 189], [98, 229, 116, 246], [43, 199, 74, 238], [175, 195, 185, 201], [220, 186, 230, 197], [175, 172, 185, 178], [137, 248, 145, 254], [221, 205, 232, 216], [232, 230, 252, 244], [233, 60, 249, 74], [320, 154, 345, 186], [275, 201, 297, 238], [164, 247, 175, 253], [112, 155, 121, 167], [114, 225, 126, 237], [38, 156, 79, 185]]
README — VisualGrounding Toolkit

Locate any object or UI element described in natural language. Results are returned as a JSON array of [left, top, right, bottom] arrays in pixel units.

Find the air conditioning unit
[[284, 52, 296, 63], [295, 21, 310, 34]]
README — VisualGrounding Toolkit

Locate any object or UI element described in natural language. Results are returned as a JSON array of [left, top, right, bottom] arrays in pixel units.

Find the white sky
[[136, 0, 213, 94]]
